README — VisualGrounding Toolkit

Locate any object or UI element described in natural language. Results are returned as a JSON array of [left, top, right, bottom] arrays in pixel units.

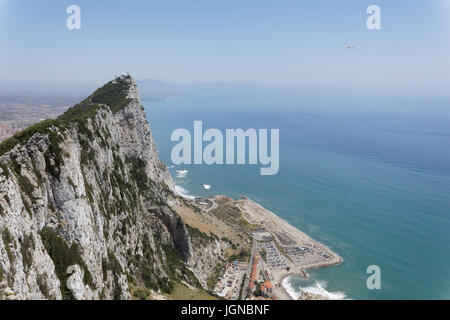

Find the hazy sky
[[1, 0, 449, 95]]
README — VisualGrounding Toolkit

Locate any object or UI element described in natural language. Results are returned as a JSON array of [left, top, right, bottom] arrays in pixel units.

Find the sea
[[143, 93, 450, 300]]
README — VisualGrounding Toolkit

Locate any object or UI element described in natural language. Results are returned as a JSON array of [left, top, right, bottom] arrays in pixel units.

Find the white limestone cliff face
[[186, 237, 227, 287], [0, 76, 228, 300]]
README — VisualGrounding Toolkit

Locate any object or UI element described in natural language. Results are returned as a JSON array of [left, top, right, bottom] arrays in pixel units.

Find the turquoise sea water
[[143, 96, 450, 300]]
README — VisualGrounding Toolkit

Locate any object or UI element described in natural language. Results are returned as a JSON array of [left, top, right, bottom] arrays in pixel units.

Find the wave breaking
[[175, 185, 196, 200], [282, 277, 347, 300]]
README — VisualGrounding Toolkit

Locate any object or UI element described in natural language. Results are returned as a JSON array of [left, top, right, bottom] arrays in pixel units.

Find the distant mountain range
[[0, 79, 341, 102], [2, 79, 449, 117]]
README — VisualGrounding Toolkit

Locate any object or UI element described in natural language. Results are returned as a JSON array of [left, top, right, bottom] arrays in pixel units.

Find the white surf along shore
[[282, 277, 348, 300]]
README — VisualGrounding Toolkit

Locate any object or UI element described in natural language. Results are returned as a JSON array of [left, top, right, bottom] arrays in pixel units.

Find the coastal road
[[240, 237, 256, 299]]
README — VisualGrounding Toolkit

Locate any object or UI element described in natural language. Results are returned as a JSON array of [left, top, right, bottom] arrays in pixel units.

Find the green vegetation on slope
[[39, 227, 95, 300], [90, 76, 132, 113], [1, 228, 15, 263], [210, 197, 255, 232], [0, 119, 60, 157], [0, 76, 132, 157], [167, 283, 218, 300]]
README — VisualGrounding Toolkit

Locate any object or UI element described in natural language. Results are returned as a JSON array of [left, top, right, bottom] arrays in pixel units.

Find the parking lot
[[285, 244, 332, 266], [257, 241, 290, 269]]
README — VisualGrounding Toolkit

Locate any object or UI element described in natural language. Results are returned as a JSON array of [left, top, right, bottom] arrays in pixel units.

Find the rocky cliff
[[0, 75, 229, 300]]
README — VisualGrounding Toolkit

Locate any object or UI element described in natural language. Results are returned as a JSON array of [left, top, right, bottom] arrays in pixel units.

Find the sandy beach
[[235, 196, 342, 300]]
